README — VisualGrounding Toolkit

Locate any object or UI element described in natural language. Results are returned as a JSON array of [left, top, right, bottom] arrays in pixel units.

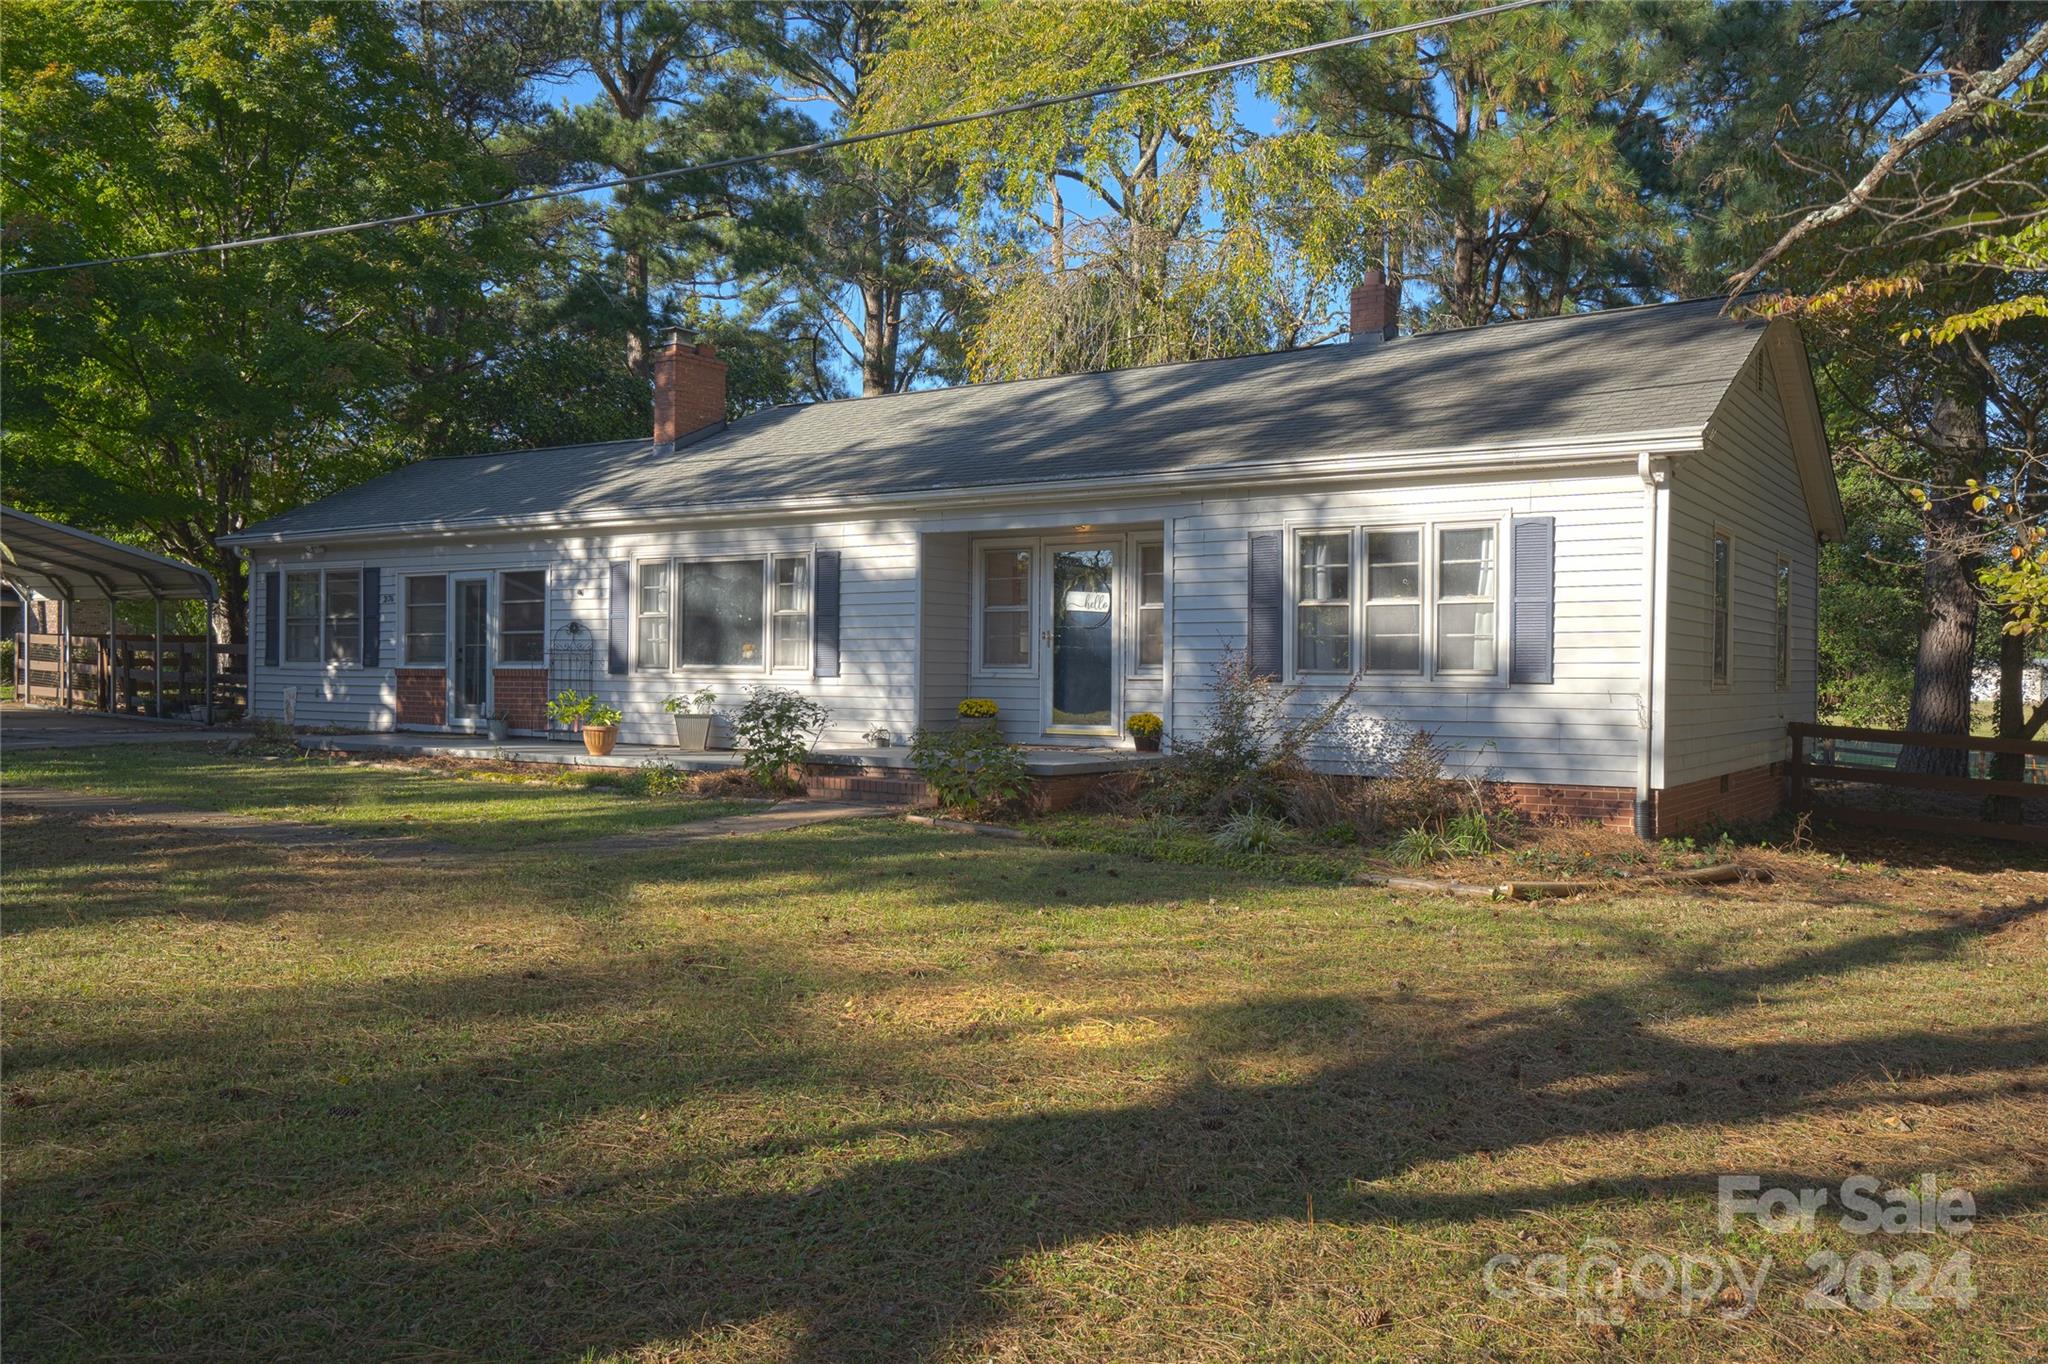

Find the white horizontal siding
[[1662, 346, 1820, 785]]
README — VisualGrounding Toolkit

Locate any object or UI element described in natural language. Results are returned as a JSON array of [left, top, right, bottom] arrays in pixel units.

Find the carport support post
[[153, 597, 165, 719], [59, 595, 73, 709], [105, 593, 117, 714], [202, 597, 215, 727]]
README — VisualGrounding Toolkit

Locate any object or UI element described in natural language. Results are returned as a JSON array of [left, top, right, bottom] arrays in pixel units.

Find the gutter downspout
[[1636, 453, 1673, 838]]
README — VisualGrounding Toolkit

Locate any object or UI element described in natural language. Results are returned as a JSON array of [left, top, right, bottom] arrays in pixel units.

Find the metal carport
[[1, 504, 225, 723]]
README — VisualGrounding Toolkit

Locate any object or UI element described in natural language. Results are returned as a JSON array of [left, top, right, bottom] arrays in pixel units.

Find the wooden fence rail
[[1788, 721, 2048, 845], [11, 632, 245, 722]]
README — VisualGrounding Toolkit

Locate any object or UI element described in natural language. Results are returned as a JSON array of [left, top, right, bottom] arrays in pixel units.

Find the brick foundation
[[394, 668, 445, 728], [1491, 782, 1637, 831], [1650, 762, 1784, 834], [492, 669, 548, 733]]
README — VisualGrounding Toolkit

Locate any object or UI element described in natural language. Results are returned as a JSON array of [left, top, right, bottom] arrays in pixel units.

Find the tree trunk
[[1900, 388, 1986, 776], [1988, 625, 2026, 822], [623, 244, 649, 378]]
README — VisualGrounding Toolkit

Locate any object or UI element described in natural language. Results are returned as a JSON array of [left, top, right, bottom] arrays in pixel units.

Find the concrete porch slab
[[294, 730, 1164, 777]]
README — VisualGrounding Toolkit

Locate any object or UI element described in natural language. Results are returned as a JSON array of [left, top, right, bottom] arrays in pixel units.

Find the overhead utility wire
[[1, 0, 1546, 278]]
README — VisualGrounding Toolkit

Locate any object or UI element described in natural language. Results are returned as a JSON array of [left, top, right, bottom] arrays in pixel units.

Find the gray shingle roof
[[229, 297, 1765, 542]]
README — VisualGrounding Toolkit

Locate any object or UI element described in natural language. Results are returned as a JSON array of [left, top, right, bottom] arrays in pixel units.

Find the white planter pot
[[672, 713, 714, 751]]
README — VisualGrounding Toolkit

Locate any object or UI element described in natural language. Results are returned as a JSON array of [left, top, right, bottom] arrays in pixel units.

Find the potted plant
[[862, 724, 892, 749], [664, 687, 717, 751], [485, 709, 511, 742], [1126, 711, 1164, 753], [957, 697, 999, 732], [581, 700, 624, 756]]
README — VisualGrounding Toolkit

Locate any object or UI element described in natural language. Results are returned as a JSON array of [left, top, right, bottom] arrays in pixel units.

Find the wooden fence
[[12, 632, 246, 721], [1788, 721, 2048, 844]]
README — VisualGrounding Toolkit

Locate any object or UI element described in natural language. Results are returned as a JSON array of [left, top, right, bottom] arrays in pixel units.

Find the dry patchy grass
[[1, 749, 2045, 1361]]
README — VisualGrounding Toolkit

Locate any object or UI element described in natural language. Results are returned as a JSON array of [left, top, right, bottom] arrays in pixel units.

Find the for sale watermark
[[1482, 1174, 1976, 1324]]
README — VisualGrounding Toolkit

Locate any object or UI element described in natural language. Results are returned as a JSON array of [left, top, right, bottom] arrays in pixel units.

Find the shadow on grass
[[5, 835, 2042, 1362]]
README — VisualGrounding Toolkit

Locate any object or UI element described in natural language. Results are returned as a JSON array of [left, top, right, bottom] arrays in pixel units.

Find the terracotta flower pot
[[582, 724, 619, 756]]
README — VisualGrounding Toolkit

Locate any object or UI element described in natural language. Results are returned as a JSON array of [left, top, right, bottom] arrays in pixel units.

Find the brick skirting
[[394, 669, 445, 728], [1651, 762, 1784, 834], [1491, 782, 1637, 830], [492, 669, 548, 733]]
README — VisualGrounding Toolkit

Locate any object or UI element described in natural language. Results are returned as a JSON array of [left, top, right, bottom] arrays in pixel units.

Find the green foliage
[[1150, 646, 1355, 820], [586, 702, 624, 729], [664, 687, 718, 715], [1210, 809, 1287, 855], [1125, 711, 1164, 740], [862, 0, 1416, 380], [546, 691, 595, 728], [1390, 827, 1451, 867], [727, 685, 829, 793], [909, 725, 1031, 817], [957, 697, 999, 719]]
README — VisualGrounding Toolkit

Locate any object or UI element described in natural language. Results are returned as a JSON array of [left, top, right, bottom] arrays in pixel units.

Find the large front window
[[282, 569, 366, 666], [1295, 531, 1351, 673], [679, 560, 764, 668], [1434, 527, 1496, 674], [980, 547, 1031, 669], [498, 570, 546, 664]]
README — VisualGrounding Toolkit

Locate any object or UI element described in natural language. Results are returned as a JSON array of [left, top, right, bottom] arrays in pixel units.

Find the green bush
[[1391, 827, 1451, 867], [727, 685, 829, 794], [546, 690, 594, 727], [910, 724, 1030, 816], [0, 638, 15, 679]]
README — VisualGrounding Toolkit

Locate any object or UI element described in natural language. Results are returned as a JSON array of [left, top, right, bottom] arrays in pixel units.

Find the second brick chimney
[[1349, 268, 1398, 344], [653, 328, 728, 450]]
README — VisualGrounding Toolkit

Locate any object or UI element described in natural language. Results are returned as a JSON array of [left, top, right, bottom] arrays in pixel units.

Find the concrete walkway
[[1, 785, 899, 861], [2, 703, 234, 751]]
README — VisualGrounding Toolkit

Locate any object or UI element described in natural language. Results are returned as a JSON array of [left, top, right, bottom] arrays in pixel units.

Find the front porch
[[917, 522, 1166, 749]]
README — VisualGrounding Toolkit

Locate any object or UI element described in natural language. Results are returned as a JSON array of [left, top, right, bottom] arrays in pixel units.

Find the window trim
[[769, 551, 814, 674], [402, 573, 449, 667], [1291, 527, 1355, 676], [1361, 524, 1425, 677], [1774, 553, 1791, 692], [972, 538, 1038, 678], [1129, 536, 1166, 678], [634, 559, 674, 673], [495, 568, 549, 669], [1711, 529, 1735, 690]]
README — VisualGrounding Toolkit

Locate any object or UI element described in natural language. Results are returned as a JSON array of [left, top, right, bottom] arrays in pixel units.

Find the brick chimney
[[1349, 268, 1398, 343], [652, 328, 728, 450]]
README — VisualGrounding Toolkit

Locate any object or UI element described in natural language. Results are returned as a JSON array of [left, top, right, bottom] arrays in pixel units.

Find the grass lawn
[[1, 744, 757, 850], [3, 746, 2045, 1360]]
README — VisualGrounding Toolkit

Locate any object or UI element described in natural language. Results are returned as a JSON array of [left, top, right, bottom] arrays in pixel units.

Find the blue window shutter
[[608, 561, 630, 675], [813, 550, 841, 677], [1510, 516, 1555, 685], [262, 571, 280, 668], [1246, 532, 1282, 679], [360, 568, 380, 668]]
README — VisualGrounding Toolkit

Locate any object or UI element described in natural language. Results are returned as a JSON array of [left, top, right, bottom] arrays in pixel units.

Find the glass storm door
[[1048, 546, 1115, 732], [451, 578, 490, 724]]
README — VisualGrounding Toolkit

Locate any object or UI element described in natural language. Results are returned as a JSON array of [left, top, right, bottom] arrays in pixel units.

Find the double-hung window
[[323, 570, 361, 666], [980, 547, 1031, 670], [637, 562, 672, 670], [1135, 542, 1165, 671], [283, 571, 322, 664], [1295, 531, 1352, 674], [1364, 530, 1422, 673], [679, 560, 764, 668], [405, 576, 447, 664], [771, 555, 810, 670], [1434, 527, 1497, 675], [498, 571, 546, 664], [1712, 532, 1733, 687]]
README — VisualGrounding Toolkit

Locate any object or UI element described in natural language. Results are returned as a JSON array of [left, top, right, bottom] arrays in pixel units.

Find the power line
[[0, 0, 1547, 279]]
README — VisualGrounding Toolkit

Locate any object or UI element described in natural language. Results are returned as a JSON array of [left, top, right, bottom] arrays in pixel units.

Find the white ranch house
[[224, 285, 1844, 834]]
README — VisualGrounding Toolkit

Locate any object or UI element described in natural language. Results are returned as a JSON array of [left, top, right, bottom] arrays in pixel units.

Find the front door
[[1046, 544, 1116, 734], [451, 577, 490, 726]]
